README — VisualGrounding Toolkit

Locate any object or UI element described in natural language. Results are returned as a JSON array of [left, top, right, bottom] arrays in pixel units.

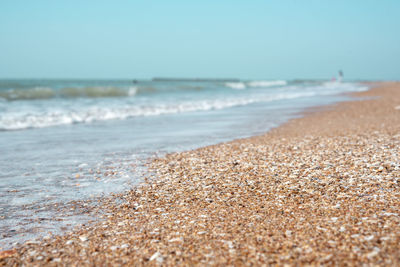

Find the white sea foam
[[225, 82, 246, 90], [128, 87, 138, 96], [319, 82, 368, 92], [247, 80, 287, 87]]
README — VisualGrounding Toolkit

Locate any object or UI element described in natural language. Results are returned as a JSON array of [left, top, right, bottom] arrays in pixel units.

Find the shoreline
[[2, 82, 400, 265], [0, 82, 364, 250]]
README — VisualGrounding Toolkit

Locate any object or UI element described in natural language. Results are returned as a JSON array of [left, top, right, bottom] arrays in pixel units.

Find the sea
[[0, 78, 367, 248]]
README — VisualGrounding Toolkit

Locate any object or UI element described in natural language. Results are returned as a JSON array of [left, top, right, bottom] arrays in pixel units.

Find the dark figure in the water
[[338, 70, 343, 82]]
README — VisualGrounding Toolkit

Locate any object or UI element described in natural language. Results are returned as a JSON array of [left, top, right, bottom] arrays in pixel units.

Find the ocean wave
[[0, 86, 138, 101], [0, 85, 217, 101], [247, 80, 287, 87], [318, 82, 369, 92], [0, 92, 320, 131], [0, 81, 368, 131], [225, 82, 246, 90], [59, 86, 134, 98], [0, 87, 56, 100]]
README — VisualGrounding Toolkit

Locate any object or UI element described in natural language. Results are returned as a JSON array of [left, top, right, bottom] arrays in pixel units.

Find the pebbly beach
[[1, 82, 400, 266]]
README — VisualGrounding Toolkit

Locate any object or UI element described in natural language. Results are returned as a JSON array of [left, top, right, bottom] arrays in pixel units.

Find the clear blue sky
[[0, 0, 399, 80]]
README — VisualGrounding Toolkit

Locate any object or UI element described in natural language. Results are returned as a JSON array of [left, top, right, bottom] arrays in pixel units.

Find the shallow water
[[0, 79, 367, 248]]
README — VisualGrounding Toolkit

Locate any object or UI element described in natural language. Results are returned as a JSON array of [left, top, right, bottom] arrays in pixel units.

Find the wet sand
[[1, 82, 400, 266]]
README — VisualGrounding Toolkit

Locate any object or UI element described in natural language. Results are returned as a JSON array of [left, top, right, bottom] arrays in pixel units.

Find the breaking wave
[[0, 91, 319, 131], [0, 80, 368, 131], [0, 87, 56, 101], [225, 82, 246, 90], [247, 80, 287, 87], [0, 86, 138, 101], [224, 80, 288, 90], [1, 80, 291, 101]]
